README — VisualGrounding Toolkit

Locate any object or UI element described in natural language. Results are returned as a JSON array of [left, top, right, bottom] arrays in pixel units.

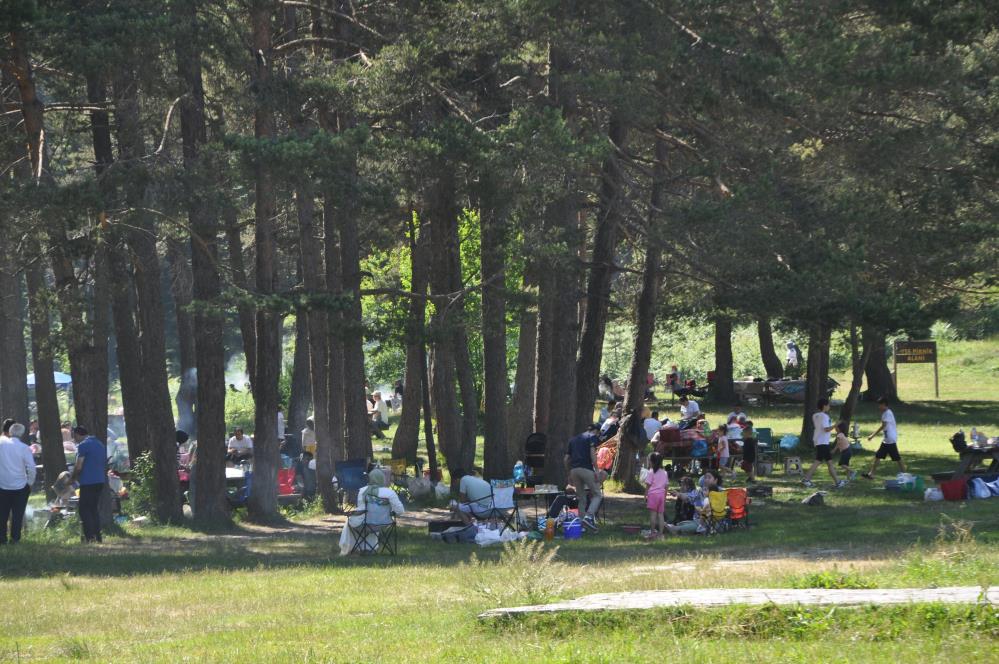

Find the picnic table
[[949, 445, 999, 480]]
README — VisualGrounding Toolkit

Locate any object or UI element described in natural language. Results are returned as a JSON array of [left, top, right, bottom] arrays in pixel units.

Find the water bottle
[[970, 427, 978, 445]]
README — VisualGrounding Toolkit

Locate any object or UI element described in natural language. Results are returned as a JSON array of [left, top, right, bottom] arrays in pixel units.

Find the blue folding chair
[[335, 458, 369, 506]]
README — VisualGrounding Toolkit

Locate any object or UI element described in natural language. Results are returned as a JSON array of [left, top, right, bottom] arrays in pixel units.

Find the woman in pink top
[[643, 452, 669, 539]]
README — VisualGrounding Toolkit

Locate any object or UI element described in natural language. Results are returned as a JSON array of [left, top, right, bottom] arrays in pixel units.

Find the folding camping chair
[[460, 479, 518, 534], [726, 487, 751, 528], [347, 491, 398, 555], [335, 458, 369, 506], [755, 427, 777, 469]]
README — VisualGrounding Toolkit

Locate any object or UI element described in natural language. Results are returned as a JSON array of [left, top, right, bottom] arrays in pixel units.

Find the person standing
[[642, 452, 668, 539], [863, 397, 907, 478], [70, 426, 106, 543], [0, 423, 36, 544], [739, 422, 758, 483], [802, 398, 845, 488], [563, 424, 602, 531]]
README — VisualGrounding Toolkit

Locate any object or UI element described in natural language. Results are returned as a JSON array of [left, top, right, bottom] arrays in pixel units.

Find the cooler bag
[[938, 478, 967, 501]]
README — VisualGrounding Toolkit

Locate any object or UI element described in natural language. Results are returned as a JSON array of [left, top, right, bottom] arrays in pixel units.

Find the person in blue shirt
[[70, 426, 106, 543]]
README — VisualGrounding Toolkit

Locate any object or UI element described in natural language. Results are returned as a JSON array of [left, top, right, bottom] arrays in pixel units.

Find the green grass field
[[2, 337, 998, 662]]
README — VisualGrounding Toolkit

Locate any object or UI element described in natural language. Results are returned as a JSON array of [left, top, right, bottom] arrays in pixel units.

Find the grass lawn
[[2, 337, 998, 662]]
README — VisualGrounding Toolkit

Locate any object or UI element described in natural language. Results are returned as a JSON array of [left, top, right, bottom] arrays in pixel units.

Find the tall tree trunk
[[506, 271, 537, 464], [542, 198, 580, 488], [613, 131, 666, 491], [0, 262, 29, 425], [324, 192, 346, 468], [426, 167, 465, 483], [247, 1, 281, 520], [175, 0, 229, 525], [224, 210, 257, 388], [573, 115, 629, 434], [108, 248, 150, 462], [8, 28, 63, 496], [26, 260, 63, 499], [757, 316, 784, 379], [337, 157, 372, 461], [392, 217, 428, 463], [712, 318, 737, 404], [166, 238, 198, 437], [288, 306, 312, 434], [297, 178, 334, 509], [863, 330, 898, 403], [839, 325, 874, 424], [800, 323, 831, 445], [480, 189, 509, 478], [115, 65, 182, 523]]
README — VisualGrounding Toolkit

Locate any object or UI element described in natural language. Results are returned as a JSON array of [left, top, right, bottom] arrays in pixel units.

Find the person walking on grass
[[834, 421, 857, 481], [642, 452, 668, 540], [803, 398, 845, 489], [863, 397, 906, 479]]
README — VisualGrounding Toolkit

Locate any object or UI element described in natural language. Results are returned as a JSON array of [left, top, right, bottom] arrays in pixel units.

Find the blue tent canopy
[[26, 371, 73, 387]]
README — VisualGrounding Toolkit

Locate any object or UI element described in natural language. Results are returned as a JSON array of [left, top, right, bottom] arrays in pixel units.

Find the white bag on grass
[[923, 488, 943, 502], [969, 478, 991, 500], [435, 481, 451, 501]]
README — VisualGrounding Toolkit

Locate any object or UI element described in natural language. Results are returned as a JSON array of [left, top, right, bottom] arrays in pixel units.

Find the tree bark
[[323, 191, 346, 468], [757, 316, 784, 379], [427, 167, 466, 483], [247, 1, 282, 521], [392, 217, 428, 463], [542, 198, 580, 488], [839, 325, 874, 425], [613, 130, 666, 491], [288, 305, 312, 434], [573, 115, 630, 434], [175, 0, 229, 525], [506, 270, 537, 464], [800, 323, 831, 445], [166, 238, 198, 438], [532, 268, 555, 434], [26, 260, 64, 499], [0, 261, 30, 425], [863, 330, 898, 403], [108, 248, 150, 462], [337, 156, 373, 461], [224, 210, 257, 388], [480, 191, 509, 479], [115, 65, 182, 523], [712, 318, 737, 405]]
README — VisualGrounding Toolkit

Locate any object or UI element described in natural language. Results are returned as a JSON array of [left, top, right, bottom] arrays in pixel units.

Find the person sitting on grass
[[863, 397, 907, 479], [451, 467, 493, 525], [665, 476, 707, 535], [834, 421, 857, 481], [739, 423, 758, 483], [642, 452, 668, 539], [803, 398, 845, 489]]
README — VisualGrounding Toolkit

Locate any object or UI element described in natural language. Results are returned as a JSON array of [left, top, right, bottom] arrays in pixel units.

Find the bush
[[127, 452, 157, 519]]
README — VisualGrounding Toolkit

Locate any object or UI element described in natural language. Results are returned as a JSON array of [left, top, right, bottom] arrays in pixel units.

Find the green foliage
[[462, 541, 565, 608], [127, 451, 157, 520], [790, 570, 877, 590]]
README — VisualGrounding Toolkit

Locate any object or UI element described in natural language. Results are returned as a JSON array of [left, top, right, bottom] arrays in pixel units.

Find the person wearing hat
[[70, 426, 106, 543], [0, 422, 36, 544], [564, 423, 603, 532], [338, 467, 404, 555]]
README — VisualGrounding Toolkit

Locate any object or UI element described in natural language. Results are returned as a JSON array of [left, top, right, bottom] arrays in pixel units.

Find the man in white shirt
[[726, 405, 747, 423], [863, 397, 907, 478], [452, 468, 493, 525], [371, 391, 390, 429], [0, 422, 36, 544], [802, 398, 843, 488], [227, 428, 254, 462], [679, 396, 700, 420], [642, 409, 662, 441]]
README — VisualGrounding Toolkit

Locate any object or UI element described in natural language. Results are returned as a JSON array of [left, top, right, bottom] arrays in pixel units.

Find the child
[[834, 421, 856, 480], [665, 476, 707, 535], [642, 452, 668, 539], [739, 422, 758, 483], [802, 398, 844, 488], [863, 397, 907, 478], [713, 424, 730, 474]]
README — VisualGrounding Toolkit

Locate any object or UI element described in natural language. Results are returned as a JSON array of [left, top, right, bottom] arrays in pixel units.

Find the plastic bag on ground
[[434, 480, 450, 501], [924, 488, 944, 501]]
